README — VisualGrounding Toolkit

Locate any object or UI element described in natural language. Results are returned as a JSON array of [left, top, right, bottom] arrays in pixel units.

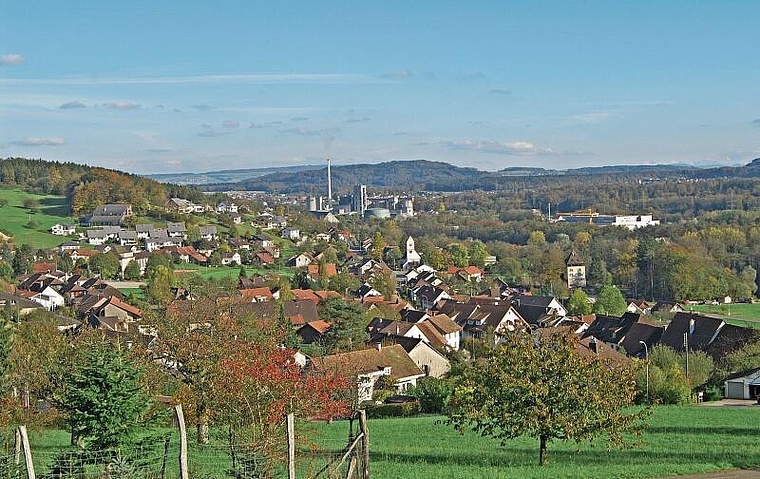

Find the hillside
[[146, 164, 323, 185], [199, 158, 760, 193], [0, 157, 209, 216], [203, 160, 490, 193]]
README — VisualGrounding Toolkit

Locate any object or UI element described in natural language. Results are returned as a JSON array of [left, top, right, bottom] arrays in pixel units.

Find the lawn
[[173, 263, 294, 281], [688, 303, 760, 328], [20, 405, 759, 478], [307, 405, 760, 479], [0, 188, 75, 248]]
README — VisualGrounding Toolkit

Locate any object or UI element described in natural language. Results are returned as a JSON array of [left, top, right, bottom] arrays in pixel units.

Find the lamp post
[[639, 340, 649, 404]]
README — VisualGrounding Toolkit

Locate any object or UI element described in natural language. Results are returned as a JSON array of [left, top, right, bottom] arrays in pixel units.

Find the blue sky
[[2, 1, 759, 174]]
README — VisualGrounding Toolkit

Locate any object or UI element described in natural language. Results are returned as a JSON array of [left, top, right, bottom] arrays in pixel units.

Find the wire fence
[[11, 411, 368, 479]]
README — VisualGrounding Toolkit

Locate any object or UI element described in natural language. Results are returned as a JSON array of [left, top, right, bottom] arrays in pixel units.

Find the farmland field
[[174, 263, 294, 280], [0, 188, 74, 248], [22, 405, 760, 478]]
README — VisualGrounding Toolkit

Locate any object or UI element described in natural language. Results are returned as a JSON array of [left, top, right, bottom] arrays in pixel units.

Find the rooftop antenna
[[327, 157, 332, 211]]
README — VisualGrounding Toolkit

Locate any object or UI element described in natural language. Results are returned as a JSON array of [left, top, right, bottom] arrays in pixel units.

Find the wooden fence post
[[359, 410, 369, 479], [14, 429, 21, 467], [286, 413, 296, 479], [17, 426, 35, 479], [174, 405, 189, 479]]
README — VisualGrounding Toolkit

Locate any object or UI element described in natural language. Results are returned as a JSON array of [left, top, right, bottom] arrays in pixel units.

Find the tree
[[319, 298, 367, 353], [370, 231, 385, 261], [567, 288, 592, 316], [90, 252, 120, 279], [0, 316, 13, 396], [58, 337, 149, 450], [446, 243, 469, 268], [145, 265, 175, 305], [468, 240, 489, 268], [123, 260, 141, 281], [594, 285, 627, 316], [447, 330, 647, 465]]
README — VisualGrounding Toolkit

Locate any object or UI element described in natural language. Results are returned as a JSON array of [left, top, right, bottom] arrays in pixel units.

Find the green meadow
[[689, 303, 760, 326], [21, 405, 760, 478], [0, 188, 75, 248]]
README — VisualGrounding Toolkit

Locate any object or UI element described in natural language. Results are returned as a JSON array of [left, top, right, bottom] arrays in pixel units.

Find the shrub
[[409, 377, 452, 414], [365, 402, 421, 418]]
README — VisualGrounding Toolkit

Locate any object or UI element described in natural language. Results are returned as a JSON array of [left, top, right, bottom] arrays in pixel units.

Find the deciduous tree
[[447, 330, 647, 465]]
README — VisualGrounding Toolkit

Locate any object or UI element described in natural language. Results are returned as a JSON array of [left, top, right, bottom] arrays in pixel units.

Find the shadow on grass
[[371, 447, 760, 470], [39, 197, 70, 216], [645, 426, 760, 436]]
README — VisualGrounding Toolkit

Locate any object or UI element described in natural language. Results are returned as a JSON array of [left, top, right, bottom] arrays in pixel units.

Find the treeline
[[0, 157, 210, 215]]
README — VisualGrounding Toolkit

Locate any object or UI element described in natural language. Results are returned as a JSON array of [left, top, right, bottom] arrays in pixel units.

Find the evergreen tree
[[58, 338, 149, 450]]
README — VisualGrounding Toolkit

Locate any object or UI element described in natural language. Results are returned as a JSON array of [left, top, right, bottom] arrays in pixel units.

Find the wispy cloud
[[198, 130, 228, 137], [345, 116, 370, 124], [222, 120, 240, 128], [280, 127, 322, 137], [13, 136, 65, 146], [381, 70, 412, 78], [103, 101, 140, 110], [290, 116, 309, 122], [444, 139, 555, 156], [0, 72, 373, 86], [489, 89, 512, 95], [570, 112, 617, 124], [192, 104, 215, 112], [59, 101, 87, 109], [145, 148, 172, 153], [752, 119, 760, 127], [0, 54, 24, 66], [249, 121, 281, 129]]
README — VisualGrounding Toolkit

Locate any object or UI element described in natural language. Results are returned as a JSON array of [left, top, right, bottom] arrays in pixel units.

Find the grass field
[[0, 188, 75, 248], [21, 405, 760, 478], [308, 405, 760, 479], [688, 303, 760, 327], [174, 263, 294, 280]]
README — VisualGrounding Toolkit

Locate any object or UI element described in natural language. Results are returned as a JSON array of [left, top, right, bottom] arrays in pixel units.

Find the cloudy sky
[[2, 1, 759, 174]]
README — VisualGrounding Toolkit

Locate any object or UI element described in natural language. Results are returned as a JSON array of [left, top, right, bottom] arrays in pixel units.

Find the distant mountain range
[[144, 158, 760, 193]]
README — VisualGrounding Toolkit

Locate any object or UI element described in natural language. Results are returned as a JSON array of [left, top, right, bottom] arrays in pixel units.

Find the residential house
[[627, 299, 652, 315], [287, 253, 313, 268], [231, 213, 242, 224], [253, 251, 275, 267], [438, 300, 528, 343], [565, 250, 587, 288], [216, 202, 238, 213], [51, 223, 76, 236], [281, 227, 301, 241], [221, 252, 242, 266], [412, 285, 452, 310], [167, 222, 187, 239], [117, 230, 138, 246], [239, 287, 274, 303], [58, 241, 80, 253], [387, 336, 451, 378], [297, 320, 332, 345], [16, 273, 65, 311], [198, 225, 218, 241], [166, 246, 208, 265], [135, 224, 154, 239], [88, 204, 133, 226], [618, 321, 665, 357], [283, 299, 320, 326], [651, 301, 685, 315], [312, 344, 425, 403], [66, 248, 98, 264], [228, 237, 251, 250], [0, 292, 45, 317]]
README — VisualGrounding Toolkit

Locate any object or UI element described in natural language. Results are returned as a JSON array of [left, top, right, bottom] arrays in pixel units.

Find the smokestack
[[327, 157, 332, 210]]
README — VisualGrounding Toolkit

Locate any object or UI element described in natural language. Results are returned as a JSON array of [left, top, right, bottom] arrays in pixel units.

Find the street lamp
[[639, 340, 649, 404]]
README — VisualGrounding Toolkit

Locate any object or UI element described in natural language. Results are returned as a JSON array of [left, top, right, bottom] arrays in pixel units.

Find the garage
[[724, 368, 760, 399]]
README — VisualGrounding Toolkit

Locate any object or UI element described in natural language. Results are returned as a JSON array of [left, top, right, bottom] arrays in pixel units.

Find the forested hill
[[0, 158, 207, 216], [201, 159, 759, 194], [202, 159, 485, 193]]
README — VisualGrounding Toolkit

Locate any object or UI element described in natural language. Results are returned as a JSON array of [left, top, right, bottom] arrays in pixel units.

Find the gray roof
[[92, 204, 130, 216], [167, 222, 187, 233]]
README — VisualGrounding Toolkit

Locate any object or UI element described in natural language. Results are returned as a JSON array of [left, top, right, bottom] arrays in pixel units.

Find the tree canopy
[[447, 330, 648, 465]]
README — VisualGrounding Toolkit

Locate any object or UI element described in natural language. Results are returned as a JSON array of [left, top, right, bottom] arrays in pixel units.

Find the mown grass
[[20, 405, 760, 478], [0, 188, 74, 248], [689, 303, 760, 327], [174, 263, 294, 280], [309, 405, 760, 479]]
